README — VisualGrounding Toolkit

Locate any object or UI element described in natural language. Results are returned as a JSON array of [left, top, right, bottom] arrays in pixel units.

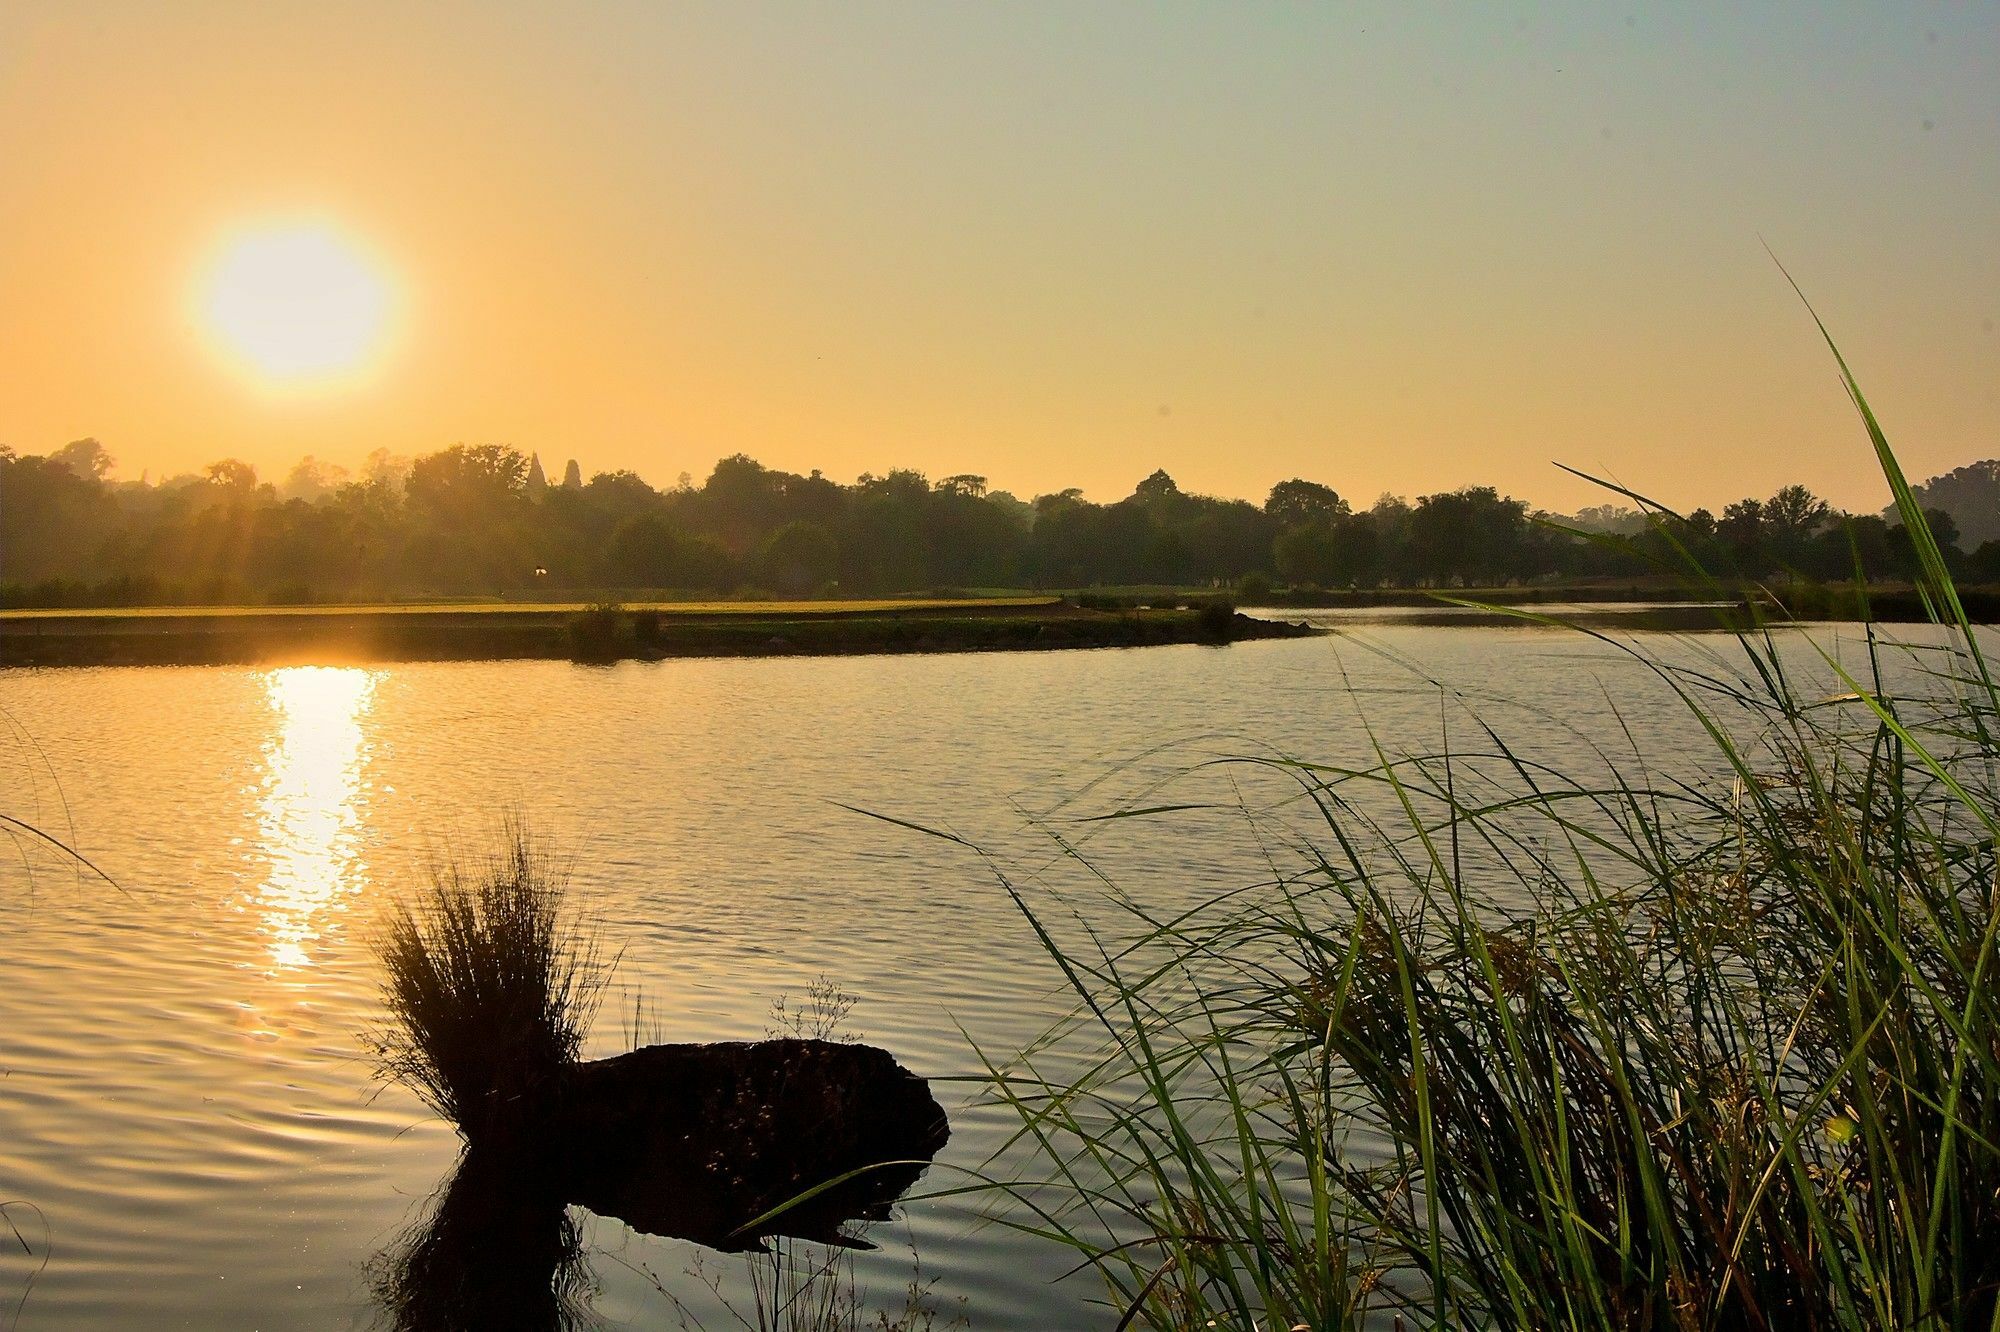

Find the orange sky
[[2, 3, 1995, 513]]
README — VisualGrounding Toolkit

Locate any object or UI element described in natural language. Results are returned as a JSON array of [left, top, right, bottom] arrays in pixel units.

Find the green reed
[[960, 327, 2000, 1329]]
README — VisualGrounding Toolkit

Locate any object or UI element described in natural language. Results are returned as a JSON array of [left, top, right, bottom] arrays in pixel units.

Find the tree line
[[4, 437, 1996, 606]]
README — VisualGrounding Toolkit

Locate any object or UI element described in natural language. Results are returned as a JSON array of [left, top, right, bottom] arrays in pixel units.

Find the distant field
[[1, 596, 1060, 620]]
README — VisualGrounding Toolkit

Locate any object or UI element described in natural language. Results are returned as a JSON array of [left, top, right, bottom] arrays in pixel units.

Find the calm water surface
[[0, 616, 1914, 1328]]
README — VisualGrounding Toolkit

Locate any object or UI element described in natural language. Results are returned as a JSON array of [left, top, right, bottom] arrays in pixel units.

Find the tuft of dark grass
[[368, 822, 604, 1146]]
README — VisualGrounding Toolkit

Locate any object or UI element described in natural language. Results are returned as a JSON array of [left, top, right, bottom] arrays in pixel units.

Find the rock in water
[[557, 1037, 950, 1250], [375, 1039, 949, 1328]]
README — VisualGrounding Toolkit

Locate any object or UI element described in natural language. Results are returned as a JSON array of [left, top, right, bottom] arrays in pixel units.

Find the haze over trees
[[3, 439, 1995, 605], [1893, 460, 2000, 549]]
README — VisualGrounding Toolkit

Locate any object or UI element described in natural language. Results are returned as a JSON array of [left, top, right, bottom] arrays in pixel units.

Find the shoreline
[[0, 601, 1321, 668], [1099, 584, 2000, 622]]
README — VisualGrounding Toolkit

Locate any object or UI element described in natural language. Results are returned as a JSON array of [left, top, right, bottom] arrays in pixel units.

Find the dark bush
[[1195, 599, 1236, 639], [566, 606, 625, 661]]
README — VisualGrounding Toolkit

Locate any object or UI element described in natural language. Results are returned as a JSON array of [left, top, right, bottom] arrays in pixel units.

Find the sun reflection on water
[[254, 666, 377, 969]]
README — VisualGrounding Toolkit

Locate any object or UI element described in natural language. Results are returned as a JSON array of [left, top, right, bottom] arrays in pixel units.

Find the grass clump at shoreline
[[368, 822, 604, 1147], [567, 602, 629, 661], [958, 334, 2000, 1328]]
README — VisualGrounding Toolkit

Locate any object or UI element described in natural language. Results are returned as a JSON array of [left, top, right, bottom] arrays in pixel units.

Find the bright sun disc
[[199, 223, 392, 383]]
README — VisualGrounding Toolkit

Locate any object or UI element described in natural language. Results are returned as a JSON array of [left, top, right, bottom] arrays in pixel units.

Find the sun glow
[[197, 222, 395, 385]]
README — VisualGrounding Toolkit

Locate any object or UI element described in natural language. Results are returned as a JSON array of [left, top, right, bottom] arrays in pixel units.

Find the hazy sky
[[2, 2, 1995, 512]]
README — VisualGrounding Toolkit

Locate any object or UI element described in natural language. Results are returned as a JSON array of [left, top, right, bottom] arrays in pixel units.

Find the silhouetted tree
[[0, 448, 119, 582], [606, 514, 732, 590], [205, 459, 259, 494], [407, 446, 527, 515], [761, 521, 839, 594], [50, 437, 115, 481], [282, 456, 349, 502], [1897, 460, 2000, 548], [1408, 487, 1530, 585], [8, 438, 1994, 607], [1274, 521, 1340, 587], [1264, 479, 1348, 528], [1719, 498, 1766, 573], [1763, 484, 1832, 570]]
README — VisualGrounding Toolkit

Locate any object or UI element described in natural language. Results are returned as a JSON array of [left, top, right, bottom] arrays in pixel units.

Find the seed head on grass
[[369, 821, 605, 1145]]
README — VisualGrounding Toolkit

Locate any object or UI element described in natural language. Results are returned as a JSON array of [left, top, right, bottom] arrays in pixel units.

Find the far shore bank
[[1080, 581, 2000, 622], [0, 599, 1320, 668]]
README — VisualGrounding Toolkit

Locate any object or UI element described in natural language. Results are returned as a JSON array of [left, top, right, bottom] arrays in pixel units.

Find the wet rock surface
[[559, 1037, 951, 1250]]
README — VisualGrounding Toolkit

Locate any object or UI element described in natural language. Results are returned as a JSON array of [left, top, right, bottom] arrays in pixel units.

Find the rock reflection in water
[[371, 1149, 587, 1332], [373, 1038, 950, 1330]]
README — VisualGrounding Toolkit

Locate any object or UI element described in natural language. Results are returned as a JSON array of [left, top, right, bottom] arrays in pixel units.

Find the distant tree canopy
[[1895, 461, 2000, 549], [1264, 478, 1348, 527], [3, 439, 1995, 606]]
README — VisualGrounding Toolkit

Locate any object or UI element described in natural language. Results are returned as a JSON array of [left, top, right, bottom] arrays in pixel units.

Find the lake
[[0, 611, 1931, 1329]]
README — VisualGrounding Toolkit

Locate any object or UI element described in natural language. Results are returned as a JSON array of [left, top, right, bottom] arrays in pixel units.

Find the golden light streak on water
[[253, 666, 376, 969]]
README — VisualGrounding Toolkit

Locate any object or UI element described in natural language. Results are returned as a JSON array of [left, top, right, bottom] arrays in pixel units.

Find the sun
[[197, 222, 395, 384]]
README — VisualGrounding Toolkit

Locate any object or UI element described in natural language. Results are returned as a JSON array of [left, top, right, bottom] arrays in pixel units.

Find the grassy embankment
[[0, 596, 1316, 667], [928, 329, 2000, 1328], [1067, 580, 2000, 622]]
